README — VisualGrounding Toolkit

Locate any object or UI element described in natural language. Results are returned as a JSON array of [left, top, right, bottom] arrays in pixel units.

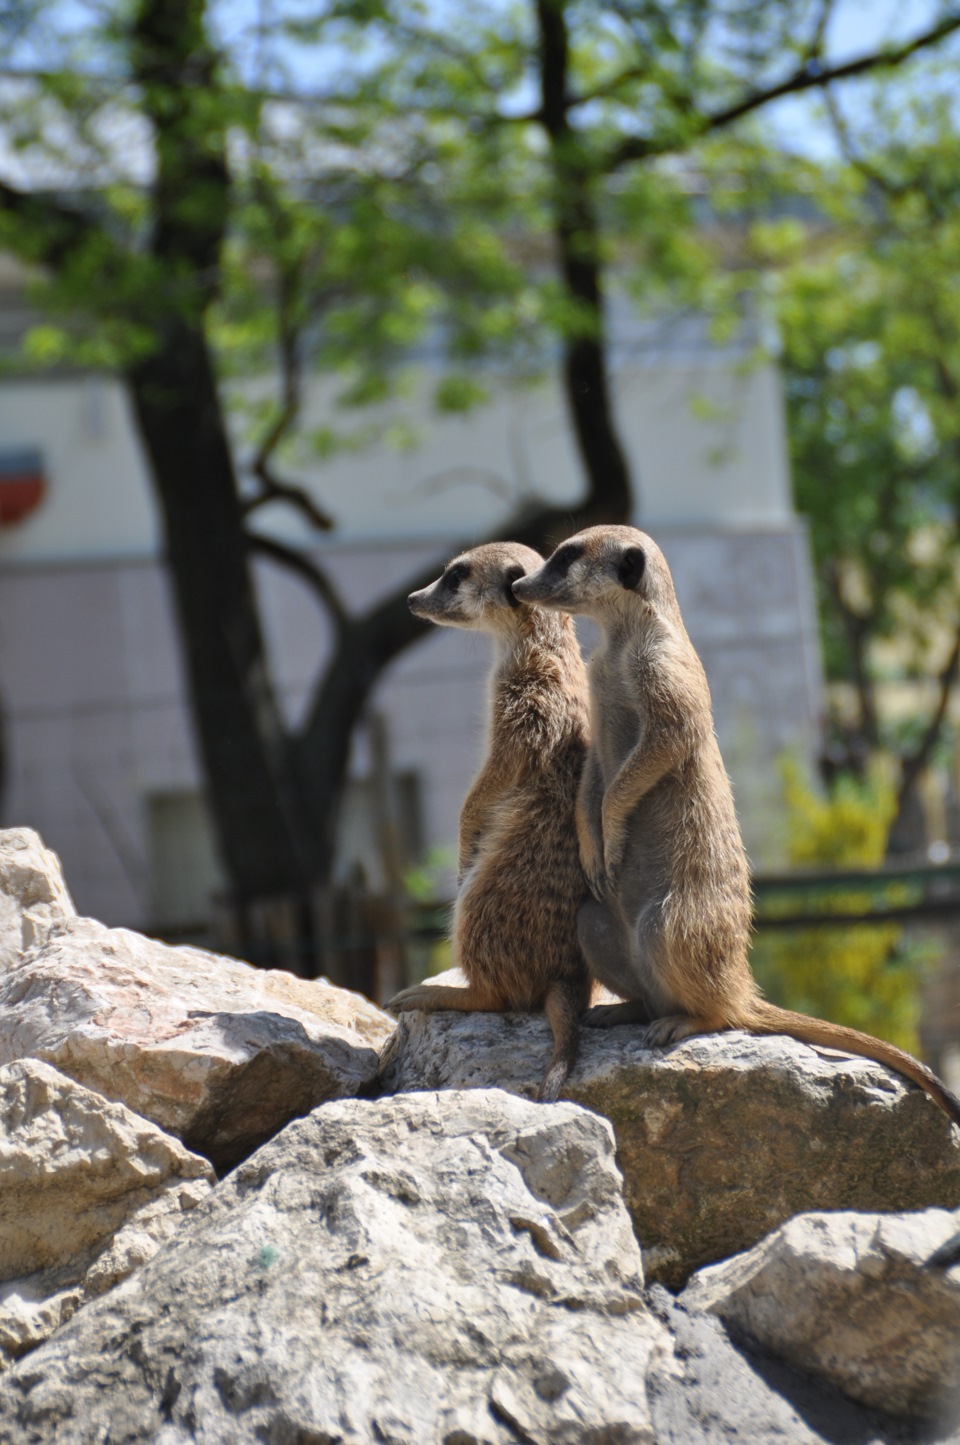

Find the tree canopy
[[2, 0, 960, 965], [758, 66, 960, 850]]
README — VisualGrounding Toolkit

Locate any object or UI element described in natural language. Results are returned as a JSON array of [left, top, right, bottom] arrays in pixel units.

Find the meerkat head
[[408, 541, 546, 633], [512, 525, 677, 620]]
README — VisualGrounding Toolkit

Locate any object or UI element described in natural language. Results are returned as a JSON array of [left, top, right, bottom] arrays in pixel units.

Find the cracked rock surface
[[0, 1088, 671, 1444], [0, 1057, 212, 1366], [681, 1207, 960, 1419], [381, 1008, 960, 1286]]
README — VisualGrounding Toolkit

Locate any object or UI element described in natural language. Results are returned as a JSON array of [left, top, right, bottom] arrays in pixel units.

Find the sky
[[0, 0, 958, 187]]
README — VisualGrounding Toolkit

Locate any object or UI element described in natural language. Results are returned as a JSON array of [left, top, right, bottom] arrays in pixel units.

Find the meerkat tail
[[538, 980, 583, 1103], [747, 1000, 960, 1127]]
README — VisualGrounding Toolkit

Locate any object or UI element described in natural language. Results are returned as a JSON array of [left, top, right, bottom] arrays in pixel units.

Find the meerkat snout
[[511, 541, 585, 609]]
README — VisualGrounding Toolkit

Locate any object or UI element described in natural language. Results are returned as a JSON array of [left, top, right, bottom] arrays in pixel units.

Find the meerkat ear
[[504, 563, 525, 607], [617, 546, 646, 591]]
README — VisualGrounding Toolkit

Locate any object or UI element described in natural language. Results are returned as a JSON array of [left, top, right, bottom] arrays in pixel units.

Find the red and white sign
[[0, 451, 45, 526]]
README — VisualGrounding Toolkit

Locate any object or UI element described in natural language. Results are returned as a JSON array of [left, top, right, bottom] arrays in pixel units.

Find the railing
[[751, 862, 960, 929], [148, 861, 960, 993], [405, 862, 960, 938]]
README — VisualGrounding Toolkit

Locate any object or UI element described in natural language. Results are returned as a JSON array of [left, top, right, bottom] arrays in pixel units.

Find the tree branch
[[898, 625, 960, 807], [242, 475, 335, 531], [609, 9, 960, 170], [825, 560, 879, 750], [241, 280, 335, 531], [0, 179, 107, 272], [823, 86, 915, 200], [246, 531, 348, 631]]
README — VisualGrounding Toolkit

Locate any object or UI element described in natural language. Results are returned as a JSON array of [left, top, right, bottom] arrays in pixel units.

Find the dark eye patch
[[549, 542, 585, 573], [444, 563, 470, 593]]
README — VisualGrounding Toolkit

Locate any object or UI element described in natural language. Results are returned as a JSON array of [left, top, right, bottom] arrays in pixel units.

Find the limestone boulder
[[380, 1010, 960, 1286], [0, 1089, 672, 1444], [0, 1057, 212, 1365], [681, 1207, 960, 1419], [643, 1285, 933, 1445], [0, 828, 75, 970], [0, 916, 394, 1170]]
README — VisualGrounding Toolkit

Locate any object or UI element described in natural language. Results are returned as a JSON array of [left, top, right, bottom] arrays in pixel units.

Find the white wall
[[0, 376, 160, 564], [0, 348, 793, 566]]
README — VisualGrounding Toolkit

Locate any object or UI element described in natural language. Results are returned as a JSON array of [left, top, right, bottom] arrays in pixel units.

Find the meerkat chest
[[589, 650, 645, 784]]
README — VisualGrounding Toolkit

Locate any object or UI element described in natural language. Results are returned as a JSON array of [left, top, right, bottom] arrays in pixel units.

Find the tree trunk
[[0, 688, 7, 818], [127, 320, 318, 900], [535, 0, 634, 523], [886, 628, 960, 860]]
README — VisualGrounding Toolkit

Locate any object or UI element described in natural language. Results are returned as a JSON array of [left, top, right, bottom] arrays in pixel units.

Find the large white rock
[[381, 1010, 960, 1286], [0, 1090, 673, 1444], [0, 916, 395, 1169], [0, 828, 75, 970], [681, 1207, 960, 1418], [0, 1058, 212, 1365]]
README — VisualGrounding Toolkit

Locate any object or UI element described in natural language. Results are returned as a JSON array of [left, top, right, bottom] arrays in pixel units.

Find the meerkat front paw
[[602, 843, 624, 893], [579, 843, 608, 900], [586, 867, 611, 901]]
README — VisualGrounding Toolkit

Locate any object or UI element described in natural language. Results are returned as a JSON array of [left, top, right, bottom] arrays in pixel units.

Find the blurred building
[[0, 257, 823, 935]]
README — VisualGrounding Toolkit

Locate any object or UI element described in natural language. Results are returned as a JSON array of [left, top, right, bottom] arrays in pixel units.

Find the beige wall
[[1, 345, 792, 567]]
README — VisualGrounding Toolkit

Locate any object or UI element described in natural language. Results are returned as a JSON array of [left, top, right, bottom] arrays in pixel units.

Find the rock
[[0, 1058, 212, 1365], [0, 916, 395, 1171], [0, 828, 75, 969], [380, 1011, 960, 1287], [255, 967, 394, 1051], [644, 1285, 937, 1445], [0, 1089, 672, 1444], [680, 1207, 960, 1420]]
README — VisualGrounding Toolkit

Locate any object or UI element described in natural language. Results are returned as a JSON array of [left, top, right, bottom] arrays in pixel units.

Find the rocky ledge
[[0, 827, 958, 1442], [381, 998, 960, 1287]]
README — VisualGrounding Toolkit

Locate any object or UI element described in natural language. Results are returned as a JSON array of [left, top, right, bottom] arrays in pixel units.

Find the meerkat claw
[[587, 869, 610, 901]]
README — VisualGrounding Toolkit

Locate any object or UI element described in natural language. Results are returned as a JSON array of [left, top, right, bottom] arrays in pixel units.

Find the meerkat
[[387, 541, 592, 1101], [513, 524, 960, 1126]]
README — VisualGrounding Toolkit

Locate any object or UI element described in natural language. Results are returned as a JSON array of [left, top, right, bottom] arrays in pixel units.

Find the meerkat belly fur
[[514, 524, 960, 1126], [388, 541, 592, 1101]]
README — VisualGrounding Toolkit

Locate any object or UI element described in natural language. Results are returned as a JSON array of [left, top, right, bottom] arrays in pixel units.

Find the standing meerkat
[[513, 524, 960, 1125], [388, 541, 592, 1101]]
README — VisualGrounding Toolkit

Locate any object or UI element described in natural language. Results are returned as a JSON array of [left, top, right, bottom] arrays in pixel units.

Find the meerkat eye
[[445, 563, 469, 593], [551, 542, 584, 573], [617, 546, 646, 591], [503, 563, 525, 607]]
